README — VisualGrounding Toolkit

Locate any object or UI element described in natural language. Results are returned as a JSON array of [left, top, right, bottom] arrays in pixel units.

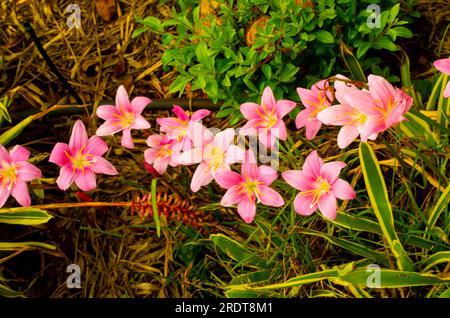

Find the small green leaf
[[142, 16, 164, 33], [0, 208, 52, 225], [315, 30, 334, 44]]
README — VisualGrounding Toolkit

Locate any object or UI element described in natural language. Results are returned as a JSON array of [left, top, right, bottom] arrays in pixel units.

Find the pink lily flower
[[215, 151, 284, 223], [433, 58, 450, 97], [239, 87, 296, 149], [157, 105, 210, 150], [144, 134, 182, 175], [282, 150, 355, 220], [50, 120, 118, 191], [96, 85, 151, 149], [317, 75, 378, 148], [0, 145, 42, 208], [177, 123, 245, 192], [295, 79, 333, 140], [341, 75, 412, 140]]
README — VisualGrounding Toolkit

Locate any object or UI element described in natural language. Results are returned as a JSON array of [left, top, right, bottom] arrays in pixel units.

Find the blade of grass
[[151, 177, 161, 238], [359, 142, 415, 271]]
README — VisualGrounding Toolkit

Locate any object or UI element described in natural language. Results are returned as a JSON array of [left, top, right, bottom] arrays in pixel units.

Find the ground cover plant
[[0, 0, 449, 298]]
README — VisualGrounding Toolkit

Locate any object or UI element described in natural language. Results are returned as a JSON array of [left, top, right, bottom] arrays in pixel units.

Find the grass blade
[[359, 142, 415, 271], [0, 208, 52, 225]]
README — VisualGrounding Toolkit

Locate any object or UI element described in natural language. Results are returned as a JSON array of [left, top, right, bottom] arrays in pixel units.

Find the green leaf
[[0, 241, 56, 251], [426, 183, 450, 231], [314, 30, 334, 44], [142, 16, 164, 33], [359, 142, 415, 271], [373, 37, 398, 52], [388, 4, 400, 24], [196, 42, 210, 67], [168, 74, 194, 95], [151, 178, 160, 238], [0, 115, 35, 146], [298, 228, 389, 264], [279, 63, 299, 83], [131, 27, 148, 38], [229, 269, 271, 285], [356, 42, 372, 59], [420, 251, 450, 272], [210, 234, 270, 268], [332, 212, 382, 234], [0, 208, 52, 225], [339, 42, 367, 82], [391, 26, 413, 39], [399, 112, 440, 149], [228, 268, 450, 292]]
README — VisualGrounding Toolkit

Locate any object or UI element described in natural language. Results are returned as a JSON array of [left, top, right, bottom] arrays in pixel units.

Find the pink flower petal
[[131, 114, 151, 130], [303, 150, 323, 178], [434, 58, 450, 75], [10, 145, 30, 162], [320, 161, 346, 184], [444, 82, 450, 98], [331, 179, 356, 200], [293, 193, 316, 216], [305, 119, 322, 140], [157, 118, 182, 132], [191, 109, 211, 121], [261, 87, 276, 113], [57, 165, 76, 191], [116, 85, 132, 113], [215, 170, 243, 189], [144, 148, 159, 164], [360, 116, 385, 141], [317, 105, 354, 126], [214, 128, 235, 150], [225, 145, 245, 165], [295, 109, 312, 129], [96, 120, 123, 136], [173, 105, 189, 121], [337, 125, 360, 149], [237, 198, 257, 223], [220, 185, 245, 206], [75, 169, 97, 191], [0, 184, 12, 208], [146, 134, 163, 148], [0, 145, 10, 163], [318, 192, 337, 220], [272, 120, 287, 141], [131, 96, 152, 114], [276, 100, 296, 118], [49, 143, 70, 166], [187, 121, 213, 148], [91, 156, 118, 175], [190, 162, 213, 192], [368, 74, 396, 107], [258, 165, 278, 185], [240, 102, 260, 120], [241, 151, 258, 179], [334, 75, 356, 102], [86, 136, 108, 156], [258, 129, 277, 149], [343, 90, 378, 116], [97, 105, 118, 121], [16, 162, 41, 181], [177, 148, 203, 165], [153, 157, 169, 175], [69, 120, 89, 152], [121, 128, 134, 149], [239, 119, 259, 136], [282, 170, 315, 191], [297, 87, 320, 108], [258, 185, 284, 207], [11, 181, 31, 207]]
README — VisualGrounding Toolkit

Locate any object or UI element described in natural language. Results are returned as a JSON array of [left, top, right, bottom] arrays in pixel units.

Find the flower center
[[256, 104, 278, 129], [113, 111, 135, 128], [205, 146, 225, 172], [65, 146, 96, 173], [158, 144, 173, 158], [0, 164, 17, 190], [243, 178, 264, 193], [298, 176, 331, 208]]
